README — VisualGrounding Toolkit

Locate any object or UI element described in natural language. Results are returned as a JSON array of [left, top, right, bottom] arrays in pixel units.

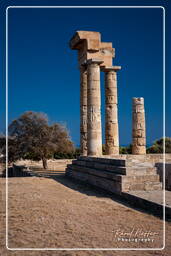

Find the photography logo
[[113, 228, 159, 243]]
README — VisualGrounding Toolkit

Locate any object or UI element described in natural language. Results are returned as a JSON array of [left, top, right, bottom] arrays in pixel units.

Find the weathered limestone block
[[133, 129, 145, 138], [87, 59, 103, 156], [102, 66, 121, 155], [132, 97, 146, 155], [70, 31, 101, 50], [66, 157, 163, 193], [105, 107, 118, 122], [80, 65, 87, 155], [69, 31, 115, 67]]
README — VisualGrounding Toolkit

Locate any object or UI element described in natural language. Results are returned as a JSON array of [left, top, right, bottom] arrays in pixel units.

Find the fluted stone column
[[87, 59, 103, 156], [132, 97, 146, 155], [103, 66, 121, 155], [80, 65, 87, 155]]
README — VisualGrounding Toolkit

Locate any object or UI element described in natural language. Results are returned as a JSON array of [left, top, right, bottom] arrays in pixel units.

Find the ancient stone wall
[[156, 162, 171, 191], [66, 156, 163, 193], [106, 154, 171, 163]]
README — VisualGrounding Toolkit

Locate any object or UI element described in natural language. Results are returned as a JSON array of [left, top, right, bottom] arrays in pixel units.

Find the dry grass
[[0, 174, 171, 256]]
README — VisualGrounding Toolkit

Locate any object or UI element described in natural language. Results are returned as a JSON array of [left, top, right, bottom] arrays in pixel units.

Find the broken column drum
[[132, 97, 146, 155]]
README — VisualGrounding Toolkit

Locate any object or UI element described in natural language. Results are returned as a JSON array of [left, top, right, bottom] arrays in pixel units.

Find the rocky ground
[[0, 170, 171, 256]]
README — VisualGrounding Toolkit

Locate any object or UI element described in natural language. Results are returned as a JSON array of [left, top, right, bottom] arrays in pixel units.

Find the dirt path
[[0, 175, 171, 256]]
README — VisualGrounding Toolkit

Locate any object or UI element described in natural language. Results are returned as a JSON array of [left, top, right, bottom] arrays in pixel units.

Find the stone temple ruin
[[66, 31, 162, 194]]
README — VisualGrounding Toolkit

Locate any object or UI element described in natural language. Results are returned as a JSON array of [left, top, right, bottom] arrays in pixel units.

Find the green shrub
[[147, 137, 171, 153], [119, 144, 132, 154]]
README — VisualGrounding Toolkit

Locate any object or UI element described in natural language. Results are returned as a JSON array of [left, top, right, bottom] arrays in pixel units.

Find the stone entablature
[[70, 31, 114, 67]]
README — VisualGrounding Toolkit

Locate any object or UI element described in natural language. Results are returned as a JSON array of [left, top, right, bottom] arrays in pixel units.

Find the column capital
[[79, 63, 87, 71], [86, 58, 104, 65], [101, 66, 121, 72]]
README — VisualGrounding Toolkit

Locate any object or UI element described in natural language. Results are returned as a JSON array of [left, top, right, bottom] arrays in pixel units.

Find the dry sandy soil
[[0, 172, 171, 256]]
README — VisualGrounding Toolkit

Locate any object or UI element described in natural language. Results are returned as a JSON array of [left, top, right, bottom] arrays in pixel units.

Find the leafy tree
[[147, 137, 171, 153], [73, 147, 81, 158], [119, 144, 132, 154], [8, 111, 74, 169], [54, 147, 81, 159], [0, 134, 5, 162], [0, 135, 20, 163], [165, 137, 171, 153], [23, 152, 41, 161]]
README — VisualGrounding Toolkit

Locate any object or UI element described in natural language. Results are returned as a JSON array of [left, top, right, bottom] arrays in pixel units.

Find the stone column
[[80, 65, 87, 155], [87, 59, 103, 156], [103, 66, 121, 155], [132, 97, 146, 154]]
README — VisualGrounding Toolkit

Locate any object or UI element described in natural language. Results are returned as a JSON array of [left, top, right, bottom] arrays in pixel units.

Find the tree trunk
[[42, 157, 48, 169]]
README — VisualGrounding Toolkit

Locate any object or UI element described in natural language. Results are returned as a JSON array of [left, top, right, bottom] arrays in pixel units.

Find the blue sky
[[0, 0, 170, 147]]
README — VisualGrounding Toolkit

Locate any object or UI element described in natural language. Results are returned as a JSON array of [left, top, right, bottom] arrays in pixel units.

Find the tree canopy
[[7, 111, 74, 168], [147, 137, 171, 154]]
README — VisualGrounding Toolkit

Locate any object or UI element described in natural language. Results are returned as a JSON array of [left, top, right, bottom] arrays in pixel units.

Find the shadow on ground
[[50, 173, 164, 219], [3, 167, 165, 220]]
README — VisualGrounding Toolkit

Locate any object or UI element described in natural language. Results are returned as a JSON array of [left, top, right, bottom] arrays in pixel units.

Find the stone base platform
[[65, 155, 163, 194], [123, 190, 171, 220]]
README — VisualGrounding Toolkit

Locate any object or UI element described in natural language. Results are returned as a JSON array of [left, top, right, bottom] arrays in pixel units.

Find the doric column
[[132, 97, 146, 155], [103, 66, 121, 155], [80, 65, 87, 155], [87, 59, 103, 156]]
